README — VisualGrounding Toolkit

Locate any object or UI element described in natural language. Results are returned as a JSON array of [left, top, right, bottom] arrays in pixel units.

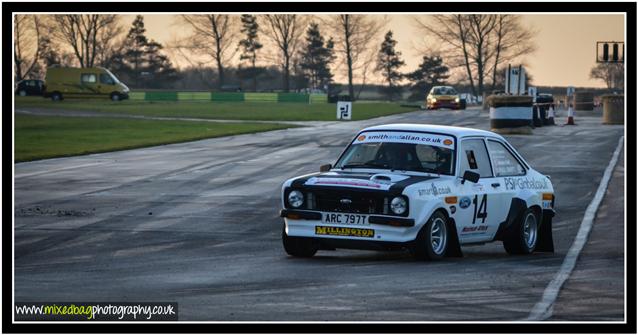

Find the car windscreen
[[104, 69, 120, 84], [445, 87, 457, 95], [335, 131, 456, 175]]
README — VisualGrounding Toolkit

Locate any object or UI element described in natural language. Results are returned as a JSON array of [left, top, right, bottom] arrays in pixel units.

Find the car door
[[455, 137, 506, 243], [485, 139, 529, 238], [99, 72, 117, 95], [80, 73, 99, 98], [25, 80, 36, 95]]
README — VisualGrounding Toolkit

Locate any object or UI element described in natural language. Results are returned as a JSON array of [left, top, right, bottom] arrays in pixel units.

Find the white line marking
[[526, 135, 624, 320]]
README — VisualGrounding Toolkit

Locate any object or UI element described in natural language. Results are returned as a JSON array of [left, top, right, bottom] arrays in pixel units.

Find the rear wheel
[[503, 208, 539, 254], [51, 92, 62, 101], [282, 226, 318, 258], [411, 211, 449, 261], [19, 90, 27, 96]]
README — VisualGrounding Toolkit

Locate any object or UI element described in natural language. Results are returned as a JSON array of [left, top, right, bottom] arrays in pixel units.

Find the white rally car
[[280, 124, 555, 260]]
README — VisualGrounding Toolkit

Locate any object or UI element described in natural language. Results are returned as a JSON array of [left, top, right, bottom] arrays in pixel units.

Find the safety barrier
[[129, 92, 146, 101], [144, 91, 178, 101], [277, 93, 309, 103], [129, 91, 326, 103], [244, 92, 278, 103], [177, 92, 211, 101]]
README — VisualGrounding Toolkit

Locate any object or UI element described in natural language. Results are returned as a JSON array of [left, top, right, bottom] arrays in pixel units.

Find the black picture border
[[3, 1, 636, 333]]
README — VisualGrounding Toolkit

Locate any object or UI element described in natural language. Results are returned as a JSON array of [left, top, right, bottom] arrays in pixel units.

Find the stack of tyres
[[487, 95, 534, 135], [602, 95, 624, 124]]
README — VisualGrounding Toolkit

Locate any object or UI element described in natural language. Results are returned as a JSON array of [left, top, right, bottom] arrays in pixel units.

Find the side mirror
[[461, 170, 480, 184], [320, 164, 332, 172]]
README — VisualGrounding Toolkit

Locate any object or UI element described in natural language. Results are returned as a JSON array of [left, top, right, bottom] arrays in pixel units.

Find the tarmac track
[[13, 107, 624, 321]]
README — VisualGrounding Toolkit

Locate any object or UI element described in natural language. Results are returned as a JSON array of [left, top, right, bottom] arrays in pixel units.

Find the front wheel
[[282, 226, 318, 258], [503, 208, 539, 255], [18, 90, 27, 96], [110, 93, 121, 101], [51, 92, 62, 101], [410, 211, 449, 261]]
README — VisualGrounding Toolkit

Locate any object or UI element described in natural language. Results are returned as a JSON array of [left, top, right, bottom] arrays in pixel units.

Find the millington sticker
[[315, 226, 375, 238]]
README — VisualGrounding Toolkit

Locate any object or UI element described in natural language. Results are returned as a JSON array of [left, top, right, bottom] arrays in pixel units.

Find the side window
[[100, 73, 114, 85], [487, 140, 526, 176], [81, 73, 97, 84], [460, 139, 493, 177]]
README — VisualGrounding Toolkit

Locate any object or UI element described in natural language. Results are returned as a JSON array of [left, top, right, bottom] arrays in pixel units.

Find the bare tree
[[328, 15, 385, 100], [14, 15, 43, 81], [179, 15, 238, 89], [488, 15, 537, 91], [261, 14, 306, 92], [50, 14, 122, 68], [590, 63, 624, 90], [415, 14, 536, 97]]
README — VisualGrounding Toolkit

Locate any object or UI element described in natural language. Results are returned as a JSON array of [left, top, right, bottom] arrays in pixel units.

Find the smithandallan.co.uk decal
[[503, 177, 549, 191], [355, 131, 455, 148]]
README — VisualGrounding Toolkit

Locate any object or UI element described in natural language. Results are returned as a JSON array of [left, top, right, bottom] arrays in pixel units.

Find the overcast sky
[[124, 14, 624, 88]]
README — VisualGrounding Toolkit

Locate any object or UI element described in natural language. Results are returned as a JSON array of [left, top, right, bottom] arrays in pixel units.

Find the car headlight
[[431, 98, 437, 102], [288, 190, 304, 208], [390, 196, 407, 215], [455, 97, 460, 102]]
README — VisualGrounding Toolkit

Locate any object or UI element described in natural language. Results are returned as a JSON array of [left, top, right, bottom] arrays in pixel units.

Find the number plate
[[322, 213, 368, 225]]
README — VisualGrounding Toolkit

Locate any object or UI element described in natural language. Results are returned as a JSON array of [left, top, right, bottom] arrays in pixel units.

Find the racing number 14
[[472, 194, 488, 224]]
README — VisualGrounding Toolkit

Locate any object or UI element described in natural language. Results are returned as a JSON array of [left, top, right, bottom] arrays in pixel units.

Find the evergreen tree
[[298, 22, 335, 91], [238, 14, 263, 91], [121, 15, 148, 86], [142, 41, 179, 88], [376, 30, 405, 101], [117, 15, 178, 88], [406, 55, 450, 101]]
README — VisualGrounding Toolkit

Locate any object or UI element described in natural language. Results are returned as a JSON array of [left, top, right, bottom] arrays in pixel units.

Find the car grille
[[308, 189, 387, 214]]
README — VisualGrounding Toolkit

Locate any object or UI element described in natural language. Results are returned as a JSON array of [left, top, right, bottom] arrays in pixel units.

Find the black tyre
[[110, 93, 121, 101], [503, 208, 539, 255], [19, 90, 27, 97], [282, 226, 318, 258], [410, 211, 449, 261], [51, 92, 62, 101]]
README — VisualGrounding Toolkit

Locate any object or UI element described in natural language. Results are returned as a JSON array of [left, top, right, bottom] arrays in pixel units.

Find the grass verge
[[15, 114, 295, 162], [15, 96, 416, 121]]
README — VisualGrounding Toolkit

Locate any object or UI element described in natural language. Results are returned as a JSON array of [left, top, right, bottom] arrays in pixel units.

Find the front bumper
[[281, 209, 418, 243], [428, 101, 460, 109]]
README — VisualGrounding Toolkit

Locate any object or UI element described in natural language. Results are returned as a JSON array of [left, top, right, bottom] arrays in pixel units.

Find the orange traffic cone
[[565, 104, 575, 125]]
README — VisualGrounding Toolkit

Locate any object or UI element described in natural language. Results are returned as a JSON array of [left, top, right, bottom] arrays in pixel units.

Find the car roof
[[359, 123, 506, 140]]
